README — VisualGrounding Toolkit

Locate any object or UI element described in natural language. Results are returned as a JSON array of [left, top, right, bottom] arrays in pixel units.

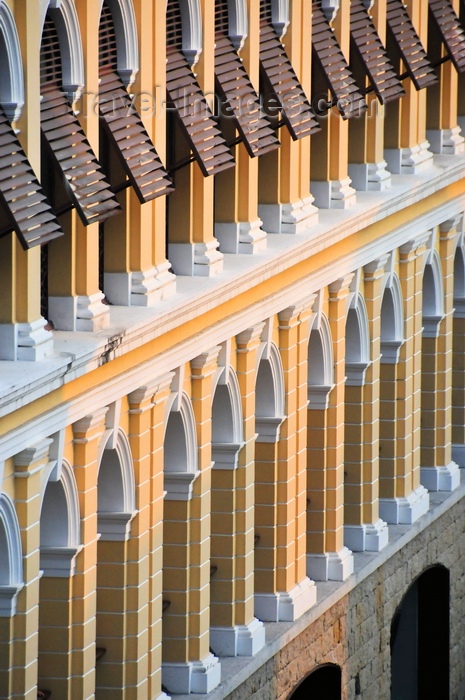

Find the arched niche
[[391, 565, 450, 700], [98, 0, 139, 86], [345, 293, 370, 385], [42, 0, 85, 101], [97, 429, 136, 541], [40, 460, 81, 577], [380, 274, 404, 364], [422, 251, 444, 337], [169, 0, 202, 66], [0, 493, 23, 617], [288, 663, 342, 699], [453, 241, 465, 316], [164, 391, 199, 499], [222, 0, 248, 48], [308, 313, 334, 409], [0, 1, 24, 122], [211, 368, 244, 469], [255, 342, 285, 442]]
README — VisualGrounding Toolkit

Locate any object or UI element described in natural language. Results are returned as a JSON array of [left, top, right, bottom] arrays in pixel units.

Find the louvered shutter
[[98, 3, 173, 202], [259, 19, 320, 139], [0, 108, 63, 249], [40, 15, 120, 226], [166, 0, 235, 177], [214, 0, 279, 158], [311, 2, 366, 119], [429, 0, 465, 72], [386, 0, 437, 90], [350, 0, 405, 104]]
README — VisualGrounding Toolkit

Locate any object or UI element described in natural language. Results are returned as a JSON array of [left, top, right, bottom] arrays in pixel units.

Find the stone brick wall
[[224, 494, 465, 700]]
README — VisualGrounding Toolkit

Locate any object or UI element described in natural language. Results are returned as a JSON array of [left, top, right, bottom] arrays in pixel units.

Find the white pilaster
[[379, 485, 430, 525], [104, 263, 176, 306], [215, 219, 267, 254], [254, 577, 316, 622], [383, 141, 433, 175], [162, 653, 221, 695], [168, 240, 224, 277], [0, 318, 54, 361], [306, 546, 354, 582], [344, 519, 389, 552], [426, 127, 465, 155], [210, 618, 265, 657], [348, 161, 392, 191], [258, 195, 318, 234], [452, 444, 465, 468], [48, 292, 110, 332], [420, 461, 460, 492], [310, 178, 356, 209]]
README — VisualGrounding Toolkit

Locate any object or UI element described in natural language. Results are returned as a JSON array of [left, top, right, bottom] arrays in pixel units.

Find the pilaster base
[[254, 576, 316, 622], [215, 219, 267, 254], [344, 519, 389, 552], [0, 318, 54, 361], [348, 161, 391, 191], [258, 195, 318, 234], [426, 126, 465, 155], [420, 462, 460, 492], [379, 485, 430, 525], [452, 444, 465, 468], [306, 546, 354, 582], [162, 653, 221, 695], [310, 178, 356, 209], [210, 618, 265, 657], [104, 263, 176, 306], [383, 141, 433, 175], [168, 240, 224, 277], [48, 292, 110, 332]]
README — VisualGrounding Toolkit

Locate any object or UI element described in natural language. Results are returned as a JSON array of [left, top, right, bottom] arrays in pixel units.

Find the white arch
[[40, 460, 81, 576], [453, 240, 465, 310], [0, 1, 24, 121], [308, 313, 334, 409], [269, 0, 290, 36], [345, 293, 370, 386], [211, 368, 244, 469], [422, 250, 444, 337], [380, 273, 404, 364], [0, 492, 23, 617], [256, 342, 285, 442], [172, 0, 203, 66], [43, 0, 85, 101], [99, 0, 139, 86], [97, 429, 136, 541], [164, 392, 199, 500], [225, 0, 248, 48]]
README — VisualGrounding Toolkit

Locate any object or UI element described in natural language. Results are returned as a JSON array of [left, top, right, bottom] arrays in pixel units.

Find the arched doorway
[[391, 565, 450, 699], [288, 663, 342, 699]]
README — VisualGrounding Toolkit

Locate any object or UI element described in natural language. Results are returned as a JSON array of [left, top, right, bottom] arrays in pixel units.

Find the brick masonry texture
[[224, 495, 465, 700]]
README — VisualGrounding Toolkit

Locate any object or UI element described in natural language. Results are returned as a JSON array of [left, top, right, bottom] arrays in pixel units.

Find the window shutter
[[350, 0, 405, 104], [312, 1, 366, 119], [215, 0, 230, 34], [429, 0, 465, 73], [0, 108, 63, 249], [386, 0, 437, 90], [99, 2, 173, 202]]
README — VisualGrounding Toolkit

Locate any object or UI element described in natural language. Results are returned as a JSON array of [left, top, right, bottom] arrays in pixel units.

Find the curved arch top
[[422, 250, 444, 337], [380, 273, 405, 364], [256, 342, 285, 442], [269, 0, 290, 36], [97, 429, 136, 540], [345, 293, 370, 386], [0, 492, 23, 616], [99, 0, 139, 86], [43, 0, 85, 101], [225, 0, 248, 49], [0, 1, 24, 121], [175, 0, 203, 66], [211, 367, 244, 468], [164, 392, 199, 499], [308, 313, 334, 409]]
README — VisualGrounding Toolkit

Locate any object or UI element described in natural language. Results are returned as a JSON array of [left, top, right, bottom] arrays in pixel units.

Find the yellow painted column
[[11, 441, 52, 700], [420, 221, 461, 492], [71, 410, 108, 700], [327, 277, 354, 556], [311, 0, 356, 209]]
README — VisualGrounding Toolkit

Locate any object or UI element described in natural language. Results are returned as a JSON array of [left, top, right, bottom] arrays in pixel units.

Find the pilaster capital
[[328, 274, 355, 301], [399, 234, 430, 262], [236, 322, 266, 350], [73, 408, 109, 438], [14, 438, 53, 475], [278, 295, 317, 328], [128, 372, 174, 410], [363, 254, 390, 281], [439, 216, 462, 240], [190, 346, 222, 375]]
